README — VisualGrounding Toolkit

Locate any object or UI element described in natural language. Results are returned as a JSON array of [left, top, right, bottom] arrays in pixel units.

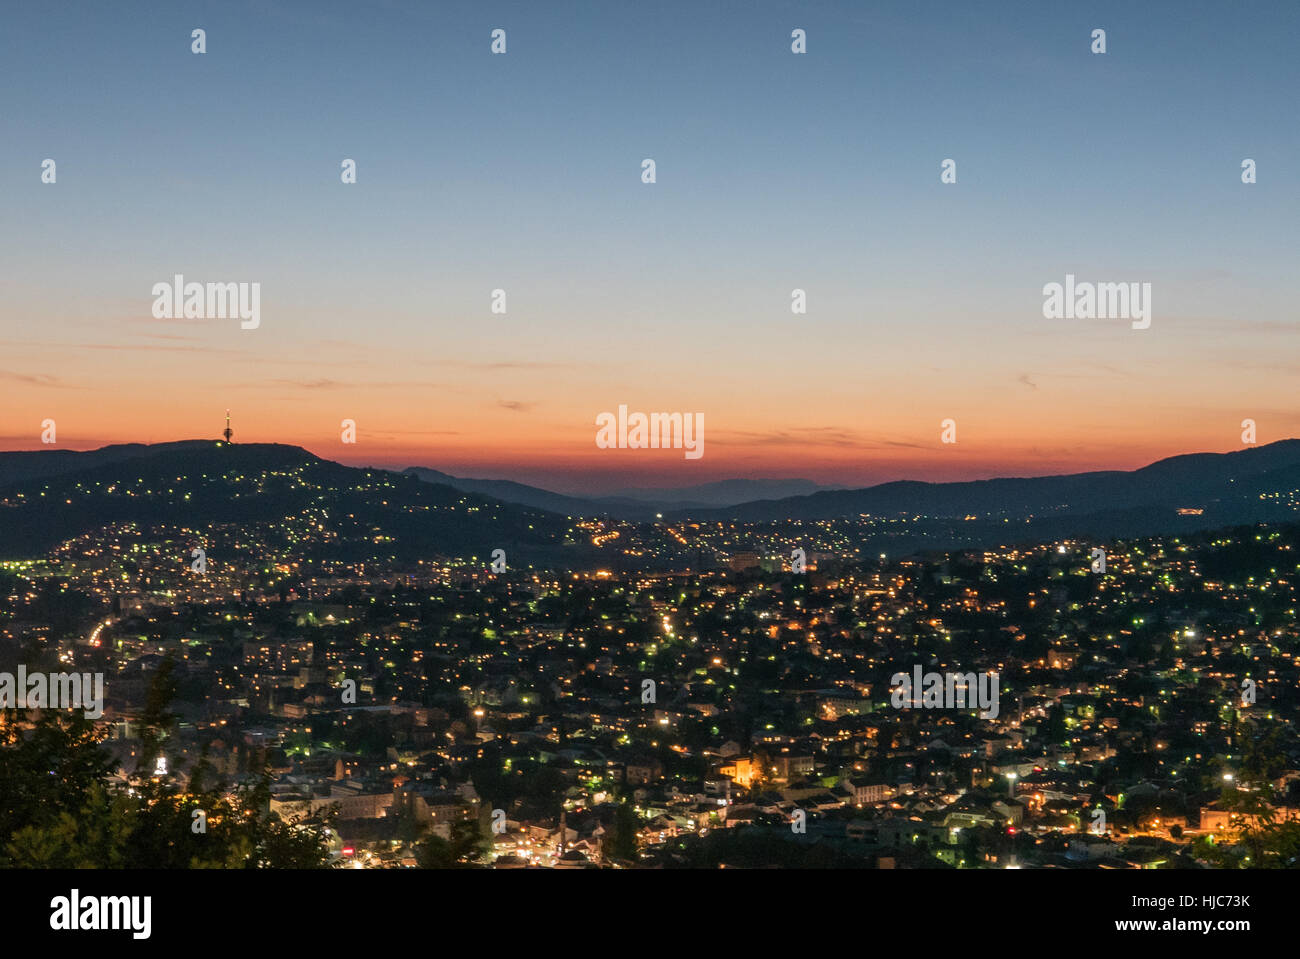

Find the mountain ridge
[[2, 439, 1297, 561], [0, 441, 584, 563], [676, 440, 1300, 521]]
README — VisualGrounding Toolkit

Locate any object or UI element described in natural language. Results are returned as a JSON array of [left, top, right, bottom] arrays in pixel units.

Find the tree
[[136, 652, 179, 778], [416, 819, 487, 868], [0, 711, 116, 846], [0, 663, 334, 869], [1198, 725, 1300, 868], [602, 802, 640, 863]]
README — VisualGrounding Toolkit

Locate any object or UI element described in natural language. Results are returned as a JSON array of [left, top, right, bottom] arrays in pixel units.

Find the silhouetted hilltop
[[0, 440, 218, 487], [0, 441, 583, 562]]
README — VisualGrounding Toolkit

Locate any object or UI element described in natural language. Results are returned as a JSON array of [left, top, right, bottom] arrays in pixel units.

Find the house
[[1067, 834, 1117, 861], [842, 776, 894, 806]]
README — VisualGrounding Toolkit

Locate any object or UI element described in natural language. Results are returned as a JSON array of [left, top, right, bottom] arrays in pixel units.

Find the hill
[[0, 441, 585, 564]]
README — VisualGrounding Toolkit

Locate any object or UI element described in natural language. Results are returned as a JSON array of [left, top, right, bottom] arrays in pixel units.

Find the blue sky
[[1, 0, 1296, 493]]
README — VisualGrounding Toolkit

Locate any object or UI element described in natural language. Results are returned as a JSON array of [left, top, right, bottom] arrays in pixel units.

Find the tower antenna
[[223, 410, 233, 443]]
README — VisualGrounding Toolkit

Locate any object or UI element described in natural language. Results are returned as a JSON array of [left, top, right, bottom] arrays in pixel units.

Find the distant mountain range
[[687, 439, 1300, 523], [401, 469, 837, 519], [675, 439, 1300, 556], [1, 439, 1298, 563], [408, 442, 1300, 531], [604, 478, 837, 506]]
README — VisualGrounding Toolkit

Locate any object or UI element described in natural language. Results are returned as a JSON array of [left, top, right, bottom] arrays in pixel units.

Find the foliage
[[0, 659, 333, 868]]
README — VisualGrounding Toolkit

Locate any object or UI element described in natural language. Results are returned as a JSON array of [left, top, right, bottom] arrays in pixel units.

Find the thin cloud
[[0, 370, 82, 389], [273, 378, 345, 390], [719, 427, 914, 450], [263, 378, 453, 390], [436, 359, 575, 371], [82, 343, 247, 355], [0, 339, 246, 357], [364, 428, 462, 438]]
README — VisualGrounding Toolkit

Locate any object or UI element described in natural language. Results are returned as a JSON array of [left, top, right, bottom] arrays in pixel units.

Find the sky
[[1, 0, 1297, 496]]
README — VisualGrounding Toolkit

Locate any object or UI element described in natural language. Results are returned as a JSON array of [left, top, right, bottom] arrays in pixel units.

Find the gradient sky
[[2, 0, 1297, 496]]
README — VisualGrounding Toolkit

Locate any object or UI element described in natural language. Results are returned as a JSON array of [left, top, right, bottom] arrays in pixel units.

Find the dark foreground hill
[[0, 441, 586, 564]]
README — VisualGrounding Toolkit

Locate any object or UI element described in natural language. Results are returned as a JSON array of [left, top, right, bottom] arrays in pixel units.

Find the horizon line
[[1, 434, 1294, 500]]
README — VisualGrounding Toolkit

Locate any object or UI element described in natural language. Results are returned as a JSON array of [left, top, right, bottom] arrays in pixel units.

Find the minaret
[[223, 410, 233, 443]]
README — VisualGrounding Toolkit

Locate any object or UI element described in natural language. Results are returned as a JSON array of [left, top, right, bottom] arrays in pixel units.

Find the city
[[1, 0, 1293, 942], [2, 439, 1296, 871]]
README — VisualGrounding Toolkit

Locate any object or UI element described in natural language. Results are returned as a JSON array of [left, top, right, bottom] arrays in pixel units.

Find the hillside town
[[3, 516, 1296, 868]]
